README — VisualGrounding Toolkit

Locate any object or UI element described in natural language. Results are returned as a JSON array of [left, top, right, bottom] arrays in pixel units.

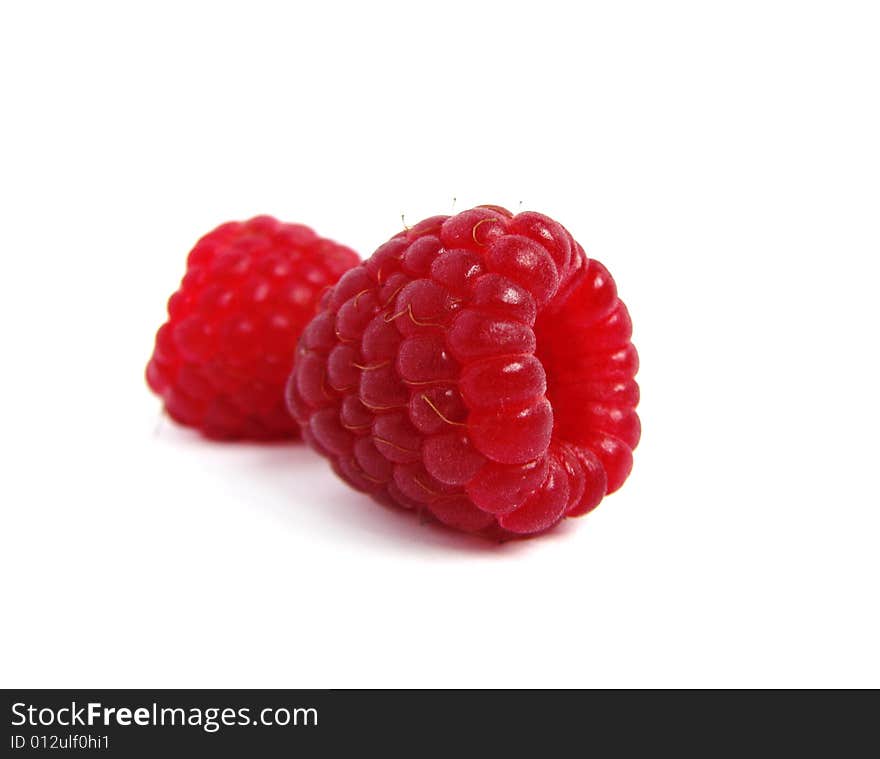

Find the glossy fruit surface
[[287, 207, 639, 535]]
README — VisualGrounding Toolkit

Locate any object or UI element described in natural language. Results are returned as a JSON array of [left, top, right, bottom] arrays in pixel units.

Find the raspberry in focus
[[147, 215, 359, 440], [287, 207, 640, 537]]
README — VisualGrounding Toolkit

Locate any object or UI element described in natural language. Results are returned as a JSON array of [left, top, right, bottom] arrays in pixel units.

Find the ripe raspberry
[[147, 215, 358, 440], [287, 207, 640, 537]]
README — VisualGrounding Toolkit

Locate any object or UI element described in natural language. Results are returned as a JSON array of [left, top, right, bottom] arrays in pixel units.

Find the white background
[[2, 1, 878, 688]]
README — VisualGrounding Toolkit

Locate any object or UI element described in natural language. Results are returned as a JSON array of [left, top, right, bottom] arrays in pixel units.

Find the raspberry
[[287, 207, 640, 537], [147, 215, 358, 440]]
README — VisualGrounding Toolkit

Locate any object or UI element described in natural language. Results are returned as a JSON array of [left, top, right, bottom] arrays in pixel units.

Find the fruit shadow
[[247, 443, 542, 556], [155, 421, 574, 555]]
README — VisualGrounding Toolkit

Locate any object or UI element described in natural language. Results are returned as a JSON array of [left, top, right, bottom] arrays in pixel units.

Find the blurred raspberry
[[147, 215, 358, 440]]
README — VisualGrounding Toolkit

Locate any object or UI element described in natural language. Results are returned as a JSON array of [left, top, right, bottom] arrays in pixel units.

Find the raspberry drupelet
[[287, 207, 640, 536], [147, 215, 359, 440]]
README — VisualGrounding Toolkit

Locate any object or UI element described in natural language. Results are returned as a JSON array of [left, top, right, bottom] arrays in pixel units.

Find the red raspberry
[[287, 206, 640, 537], [147, 215, 358, 440]]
